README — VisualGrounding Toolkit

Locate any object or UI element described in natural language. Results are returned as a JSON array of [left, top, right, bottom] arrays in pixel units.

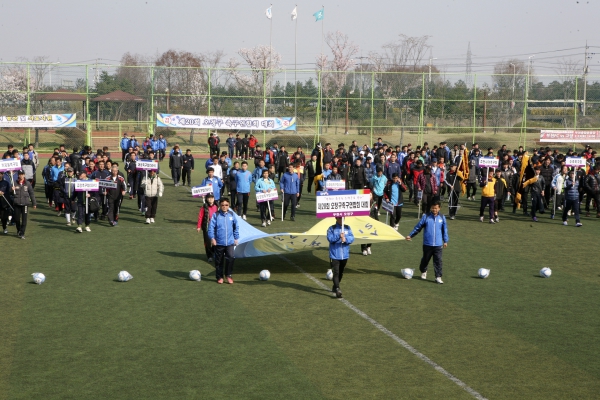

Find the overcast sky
[[2, 0, 599, 78]]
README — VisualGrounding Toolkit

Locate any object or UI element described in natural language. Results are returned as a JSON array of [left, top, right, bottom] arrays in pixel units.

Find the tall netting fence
[[0, 61, 599, 155]]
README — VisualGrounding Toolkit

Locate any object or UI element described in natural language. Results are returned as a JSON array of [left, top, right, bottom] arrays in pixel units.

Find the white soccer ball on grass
[[478, 268, 490, 279], [118, 271, 133, 282], [259, 270, 271, 281], [401, 268, 414, 279], [189, 270, 202, 281], [32, 273, 45, 285], [326, 269, 333, 280], [540, 267, 552, 278]]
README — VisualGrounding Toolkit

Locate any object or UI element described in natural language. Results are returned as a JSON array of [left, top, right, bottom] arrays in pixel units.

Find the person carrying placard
[[11, 170, 37, 239], [255, 169, 275, 227], [141, 169, 164, 224], [75, 172, 92, 233], [327, 216, 355, 298], [200, 168, 224, 203], [105, 165, 127, 226]]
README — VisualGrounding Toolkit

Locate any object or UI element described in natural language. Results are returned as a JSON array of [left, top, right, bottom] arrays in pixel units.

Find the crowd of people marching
[[1, 132, 599, 243]]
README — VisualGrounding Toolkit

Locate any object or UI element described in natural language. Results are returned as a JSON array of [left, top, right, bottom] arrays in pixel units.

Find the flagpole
[[294, 4, 298, 125], [269, 4, 273, 119]]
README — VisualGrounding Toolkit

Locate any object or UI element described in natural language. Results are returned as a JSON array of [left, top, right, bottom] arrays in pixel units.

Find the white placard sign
[[382, 200, 394, 214], [565, 157, 586, 167], [74, 180, 100, 192], [0, 158, 22, 172], [98, 180, 118, 189], [478, 157, 498, 168], [192, 185, 214, 197], [135, 160, 159, 171], [256, 190, 278, 203], [325, 180, 346, 191], [316, 189, 372, 218]]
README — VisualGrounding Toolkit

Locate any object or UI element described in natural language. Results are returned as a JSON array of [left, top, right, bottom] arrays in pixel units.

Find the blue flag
[[313, 8, 324, 21]]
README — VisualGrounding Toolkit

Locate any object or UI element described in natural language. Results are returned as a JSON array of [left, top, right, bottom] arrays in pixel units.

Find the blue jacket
[[385, 162, 401, 181], [371, 174, 388, 196], [252, 166, 267, 183], [390, 181, 406, 206], [50, 165, 65, 182], [255, 178, 275, 192], [409, 212, 449, 247], [150, 139, 160, 151], [280, 171, 300, 194], [235, 170, 253, 193], [564, 177, 579, 201], [129, 139, 139, 149], [327, 223, 355, 260], [208, 209, 239, 246], [200, 176, 224, 200], [226, 137, 236, 148], [120, 137, 130, 150]]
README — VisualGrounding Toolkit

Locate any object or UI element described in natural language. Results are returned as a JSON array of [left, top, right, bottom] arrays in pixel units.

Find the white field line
[[278, 255, 488, 400]]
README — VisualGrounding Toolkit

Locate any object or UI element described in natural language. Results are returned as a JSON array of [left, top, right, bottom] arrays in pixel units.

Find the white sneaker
[[377, 212, 381, 216], [150, 218, 155, 223], [421, 272, 427, 280], [267, 220, 271, 226], [362, 250, 368, 256], [261, 221, 266, 227], [145, 218, 151, 224], [435, 277, 444, 284], [85, 226, 91, 232], [296, 204, 300, 208], [3, 229, 7, 234], [563, 221, 568, 226], [393, 224, 399, 230], [367, 247, 371, 255], [76, 227, 83, 233], [242, 215, 247, 221], [480, 216, 484, 222]]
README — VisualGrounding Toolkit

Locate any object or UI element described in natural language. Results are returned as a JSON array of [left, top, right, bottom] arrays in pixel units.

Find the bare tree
[[316, 31, 359, 130], [117, 52, 152, 95], [155, 50, 205, 113], [228, 45, 281, 116], [554, 58, 581, 102], [492, 59, 529, 127], [369, 34, 431, 120], [0, 64, 31, 114]]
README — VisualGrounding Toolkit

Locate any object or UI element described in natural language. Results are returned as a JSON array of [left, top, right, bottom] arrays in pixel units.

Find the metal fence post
[[26, 62, 31, 146], [86, 65, 91, 147], [419, 73, 425, 147], [574, 77, 578, 151], [370, 71, 375, 146], [150, 66, 154, 137], [472, 74, 477, 145], [520, 74, 529, 149]]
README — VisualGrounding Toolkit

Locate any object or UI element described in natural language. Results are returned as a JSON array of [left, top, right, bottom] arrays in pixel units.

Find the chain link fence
[[0, 61, 599, 155]]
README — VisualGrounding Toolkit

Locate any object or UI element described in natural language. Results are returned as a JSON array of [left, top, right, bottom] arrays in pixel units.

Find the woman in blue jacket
[[405, 200, 449, 284], [255, 169, 276, 227], [327, 217, 355, 298]]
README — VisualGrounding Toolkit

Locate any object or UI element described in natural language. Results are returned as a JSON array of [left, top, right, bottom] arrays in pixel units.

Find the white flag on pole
[[291, 6, 297, 20], [266, 6, 272, 19]]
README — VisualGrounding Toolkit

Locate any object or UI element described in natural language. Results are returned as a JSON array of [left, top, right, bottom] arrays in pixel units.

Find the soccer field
[[1, 162, 599, 399]]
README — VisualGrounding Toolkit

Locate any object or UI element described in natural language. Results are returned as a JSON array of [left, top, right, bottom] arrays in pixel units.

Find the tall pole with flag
[[292, 5, 298, 127]]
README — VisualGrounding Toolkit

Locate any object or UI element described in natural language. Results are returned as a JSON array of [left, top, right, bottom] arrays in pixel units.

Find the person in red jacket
[[197, 193, 218, 262], [248, 134, 258, 156]]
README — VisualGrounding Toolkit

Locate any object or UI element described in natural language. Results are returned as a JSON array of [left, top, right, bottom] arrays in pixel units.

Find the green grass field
[[1, 162, 600, 399]]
